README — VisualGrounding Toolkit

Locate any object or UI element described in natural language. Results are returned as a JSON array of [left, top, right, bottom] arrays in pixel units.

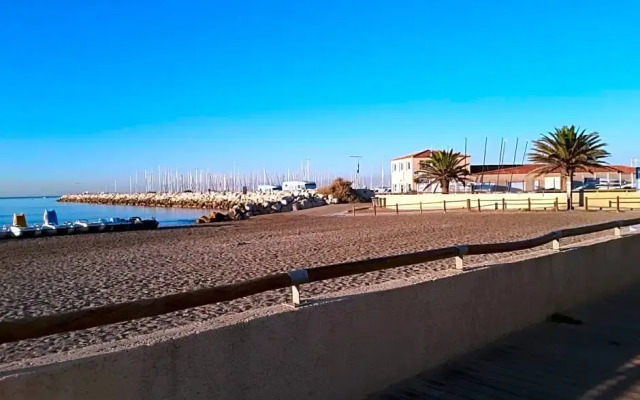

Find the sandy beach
[[1, 207, 639, 365]]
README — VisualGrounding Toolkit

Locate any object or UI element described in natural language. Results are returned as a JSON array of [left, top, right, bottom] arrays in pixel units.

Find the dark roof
[[471, 164, 635, 176], [469, 164, 522, 174]]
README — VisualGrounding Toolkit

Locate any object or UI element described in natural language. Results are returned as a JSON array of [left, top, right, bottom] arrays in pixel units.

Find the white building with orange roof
[[390, 149, 470, 193]]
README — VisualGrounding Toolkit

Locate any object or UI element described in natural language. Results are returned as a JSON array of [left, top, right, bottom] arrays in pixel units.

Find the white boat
[[10, 213, 41, 238], [105, 217, 133, 232], [38, 222, 56, 236], [98, 217, 125, 232], [73, 219, 106, 233], [129, 216, 160, 230], [42, 210, 74, 235], [0, 225, 11, 239]]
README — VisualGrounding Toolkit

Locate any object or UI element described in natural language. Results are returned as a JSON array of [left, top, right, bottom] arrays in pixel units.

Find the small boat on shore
[[101, 217, 132, 232], [0, 225, 11, 239], [73, 219, 106, 234], [129, 216, 159, 230], [3, 212, 160, 239], [10, 213, 40, 238], [41, 210, 74, 235]]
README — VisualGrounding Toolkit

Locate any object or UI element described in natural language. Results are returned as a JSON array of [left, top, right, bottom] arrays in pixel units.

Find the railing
[[380, 189, 638, 195], [585, 196, 640, 212], [370, 197, 562, 214], [1, 217, 640, 346]]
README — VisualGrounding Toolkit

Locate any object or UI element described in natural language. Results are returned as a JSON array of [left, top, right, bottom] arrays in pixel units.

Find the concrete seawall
[[2, 234, 640, 400]]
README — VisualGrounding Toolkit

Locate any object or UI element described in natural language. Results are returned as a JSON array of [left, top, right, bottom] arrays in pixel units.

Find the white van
[[257, 185, 282, 193], [282, 181, 317, 191]]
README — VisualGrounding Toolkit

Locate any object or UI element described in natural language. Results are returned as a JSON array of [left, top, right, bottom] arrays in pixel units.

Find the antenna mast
[[350, 155, 363, 189]]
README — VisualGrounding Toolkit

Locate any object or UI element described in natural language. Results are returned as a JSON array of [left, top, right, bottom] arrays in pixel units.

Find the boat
[[101, 217, 133, 232], [10, 213, 40, 238], [0, 225, 11, 240], [41, 209, 74, 235], [73, 219, 106, 234], [98, 218, 114, 232], [129, 217, 159, 230]]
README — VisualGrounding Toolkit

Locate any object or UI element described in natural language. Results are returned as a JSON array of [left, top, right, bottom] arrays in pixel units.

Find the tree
[[316, 178, 365, 203], [414, 150, 469, 194], [528, 125, 610, 210]]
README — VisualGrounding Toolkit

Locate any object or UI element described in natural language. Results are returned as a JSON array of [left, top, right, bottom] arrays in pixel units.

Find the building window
[[400, 163, 403, 171], [407, 162, 410, 169], [393, 163, 397, 172], [407, 183, 411, 192]]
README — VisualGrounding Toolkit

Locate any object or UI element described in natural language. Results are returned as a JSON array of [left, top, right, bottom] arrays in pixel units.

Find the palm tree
[[528, 125, 610, 210], [414, 150, 469, 194]]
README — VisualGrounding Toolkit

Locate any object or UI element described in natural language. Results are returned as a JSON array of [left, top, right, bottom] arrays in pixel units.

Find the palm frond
[[527, 125, 609, 177], [414, 150, 469, 192]]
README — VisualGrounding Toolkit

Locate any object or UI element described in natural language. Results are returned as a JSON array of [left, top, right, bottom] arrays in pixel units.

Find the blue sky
[[1, 0, 640, 195]]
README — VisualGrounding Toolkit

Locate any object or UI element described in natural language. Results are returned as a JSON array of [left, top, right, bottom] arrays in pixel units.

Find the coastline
[[0, 196, 208, 228]]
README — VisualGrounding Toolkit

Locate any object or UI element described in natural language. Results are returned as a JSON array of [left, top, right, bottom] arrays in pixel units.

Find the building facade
[[390, 149, 471, 193], [391, 147, 636, 193], [390, 150, 429, 193], [472, 164, 636, 191]]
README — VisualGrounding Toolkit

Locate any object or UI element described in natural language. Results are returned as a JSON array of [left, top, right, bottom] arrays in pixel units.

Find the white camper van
[[257, 185, 282, 193], [281, 181, 317, 191]]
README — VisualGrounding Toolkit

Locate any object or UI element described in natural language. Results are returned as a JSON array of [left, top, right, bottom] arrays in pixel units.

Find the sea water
[[0, 197, 209, 227]]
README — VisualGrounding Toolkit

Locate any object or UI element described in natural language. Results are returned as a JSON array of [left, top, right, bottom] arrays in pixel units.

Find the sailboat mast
[[494, 138, 505, 192], [479, 137, 488, 184], [508, 138, 519, 192], [381, 156, 384, 187], [370, 164, 373, 188]]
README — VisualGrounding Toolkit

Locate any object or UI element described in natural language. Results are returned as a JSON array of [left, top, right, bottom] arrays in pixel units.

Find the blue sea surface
[[0, 197, 209, 227]]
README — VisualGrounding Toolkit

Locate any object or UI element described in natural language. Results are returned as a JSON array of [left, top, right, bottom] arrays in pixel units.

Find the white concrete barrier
[[377, 192, 566, 211]]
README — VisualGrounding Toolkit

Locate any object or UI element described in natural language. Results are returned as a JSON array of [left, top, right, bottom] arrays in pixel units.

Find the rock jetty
[[58, 191, 330, 220]]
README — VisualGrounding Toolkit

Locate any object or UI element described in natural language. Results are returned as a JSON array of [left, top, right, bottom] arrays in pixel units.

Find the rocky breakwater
[[58, 191, 329, 221]]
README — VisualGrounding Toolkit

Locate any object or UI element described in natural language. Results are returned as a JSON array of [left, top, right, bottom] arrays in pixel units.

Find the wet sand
[[1, 209, 638, 365]]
